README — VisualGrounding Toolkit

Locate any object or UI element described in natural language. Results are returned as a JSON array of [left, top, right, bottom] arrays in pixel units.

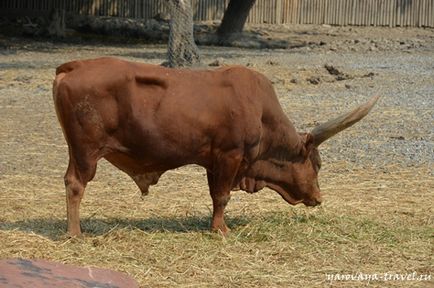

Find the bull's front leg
[[208, 180, 231, 235], [207, 150, 243, 236]]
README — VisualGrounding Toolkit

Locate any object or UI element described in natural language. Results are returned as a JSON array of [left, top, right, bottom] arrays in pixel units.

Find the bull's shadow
[[0, 215, 250, 240]]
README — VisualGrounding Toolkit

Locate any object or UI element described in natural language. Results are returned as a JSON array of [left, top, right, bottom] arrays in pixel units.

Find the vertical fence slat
[[341, 0, 346, 25], [319, 0, 323, 24], [307, 0, 311, 24], [430, 0, 433, 27], [396, 0, 401, 27], [332, 0, 336, 25], [283, 0, 291, 24], [351, 0, 356, 25], [388, 0, 392, 27], [294, 0, 298, 24], [412, 0, 416, 26], [335, 0, 339, 25], [268, 0, 272, 24], [428, 2, 434, 27], [413, 0, 417, 26], [345, 0, 349, 25], [387, 0, 391, 27], [366, 0, 370, 26], [405, 3, 412, 26], [378, 0, 383, 26], [323, 0, 328, 24], [313, 0, 316, 24], [367, 0, 371, 26], [306, 0, 309, 24], [312, 0, 316, 24], [341, 0, 345, 25], [354, 0, 358, 25], [380, 0, 383, 26], [381, 0, 385, 26], [409, 0, 413, 27], [400, 0, 404, 27], [313, 0, 317, 24], [331, 0, 336, 25], [409, 0, 412, 27], [328, 0, 332, 25], [288, 0, 293, 24], [371, 0, 375, 26], [423, 0, 427, 27], [332, 0, 339, 25], [384, 0, 388, 26], [299, 0, 303, 24]]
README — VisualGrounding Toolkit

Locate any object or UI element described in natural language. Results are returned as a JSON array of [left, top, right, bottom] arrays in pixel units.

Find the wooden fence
[[1, 0, 433, 27]]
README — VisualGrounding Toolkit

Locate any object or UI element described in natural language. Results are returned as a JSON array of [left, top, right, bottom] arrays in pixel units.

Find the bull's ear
[[304, 133, 315, 149], [301, 133, 315, 157]]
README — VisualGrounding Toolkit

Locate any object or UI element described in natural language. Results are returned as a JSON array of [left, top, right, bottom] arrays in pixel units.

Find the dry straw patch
[[0, 164, 432, 287]]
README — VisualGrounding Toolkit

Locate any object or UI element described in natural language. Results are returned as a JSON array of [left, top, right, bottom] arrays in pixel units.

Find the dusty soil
[[0, 25, 433, 287]]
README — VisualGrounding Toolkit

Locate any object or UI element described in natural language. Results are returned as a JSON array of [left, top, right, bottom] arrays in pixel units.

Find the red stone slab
[[0, 258, 139, 288]]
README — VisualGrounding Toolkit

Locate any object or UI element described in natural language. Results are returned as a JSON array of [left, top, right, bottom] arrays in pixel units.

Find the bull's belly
[[103, 149, 210, 177]]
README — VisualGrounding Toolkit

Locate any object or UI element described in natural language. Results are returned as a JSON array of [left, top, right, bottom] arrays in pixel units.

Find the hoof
[[211, 225, 231, 237], [67, 229, 82, 238]]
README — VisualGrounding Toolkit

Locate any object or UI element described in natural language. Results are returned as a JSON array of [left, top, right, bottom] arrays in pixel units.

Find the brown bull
[[53, 57, 379, 236]]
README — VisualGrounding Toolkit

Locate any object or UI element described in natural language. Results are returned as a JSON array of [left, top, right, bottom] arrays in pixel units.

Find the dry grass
[[0, 36, 433, 287], [1, 163, 432, 287]]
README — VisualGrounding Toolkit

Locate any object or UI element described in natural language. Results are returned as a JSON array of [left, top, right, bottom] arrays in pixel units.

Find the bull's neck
[[242, 120, 303, 187], [259, 119, 304, 162]]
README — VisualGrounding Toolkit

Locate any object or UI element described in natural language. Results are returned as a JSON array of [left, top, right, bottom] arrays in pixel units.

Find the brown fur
[[54, 57, 324, 236]]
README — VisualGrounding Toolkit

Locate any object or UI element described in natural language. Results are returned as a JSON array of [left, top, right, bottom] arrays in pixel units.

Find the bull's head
[[244, 96, 380, 207]]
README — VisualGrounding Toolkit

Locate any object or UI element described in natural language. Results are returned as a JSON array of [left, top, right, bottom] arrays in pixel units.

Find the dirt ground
[[0, 25, 433, 287]]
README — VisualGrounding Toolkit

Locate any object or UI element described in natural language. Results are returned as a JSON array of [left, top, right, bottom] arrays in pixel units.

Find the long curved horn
[[311, 95, 380, 146]]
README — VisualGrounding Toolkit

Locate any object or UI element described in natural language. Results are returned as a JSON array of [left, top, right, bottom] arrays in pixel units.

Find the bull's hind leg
[[64, 153, 97, 236], [207, 150, 243, 236]]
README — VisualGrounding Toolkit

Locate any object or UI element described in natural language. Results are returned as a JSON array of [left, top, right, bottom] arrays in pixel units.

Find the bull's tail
[[52, 70, 69, 143]]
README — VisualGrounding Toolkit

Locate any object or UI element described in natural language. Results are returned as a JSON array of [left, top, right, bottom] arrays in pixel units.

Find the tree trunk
[[166, 0, 200, 68], [47, 8, 66, 37], [217, 0, 256, 40]]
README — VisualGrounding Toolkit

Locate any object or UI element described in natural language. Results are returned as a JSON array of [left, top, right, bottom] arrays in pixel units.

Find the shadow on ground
[[0, 215, 251, 240]]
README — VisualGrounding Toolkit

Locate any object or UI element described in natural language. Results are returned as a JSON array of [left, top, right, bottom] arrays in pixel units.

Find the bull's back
[[53, 58, 271, 168]]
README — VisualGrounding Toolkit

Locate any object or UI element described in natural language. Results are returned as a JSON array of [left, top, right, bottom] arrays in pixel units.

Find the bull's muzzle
[[304, 195, 323, 207]]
